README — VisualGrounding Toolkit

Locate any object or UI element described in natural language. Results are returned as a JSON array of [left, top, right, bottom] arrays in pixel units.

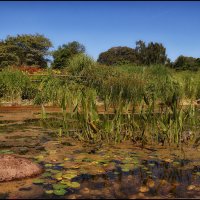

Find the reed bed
[[0, 64, 199, 147]]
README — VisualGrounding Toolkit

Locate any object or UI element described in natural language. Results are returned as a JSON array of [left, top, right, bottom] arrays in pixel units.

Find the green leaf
[[53, 189, 67, 196]]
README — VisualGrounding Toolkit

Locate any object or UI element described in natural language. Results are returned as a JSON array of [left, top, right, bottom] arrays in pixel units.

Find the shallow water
[[0, 112, 200, 199]]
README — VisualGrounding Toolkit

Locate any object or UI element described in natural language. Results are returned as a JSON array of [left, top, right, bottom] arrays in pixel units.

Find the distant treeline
[[0, 33, 199, 71]]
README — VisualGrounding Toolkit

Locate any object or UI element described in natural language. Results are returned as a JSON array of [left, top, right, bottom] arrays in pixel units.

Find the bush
[[51, 41, 85, 69]]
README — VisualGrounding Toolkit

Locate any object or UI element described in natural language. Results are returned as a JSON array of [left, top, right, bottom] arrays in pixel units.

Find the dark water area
[[0, 113, 200, 199]]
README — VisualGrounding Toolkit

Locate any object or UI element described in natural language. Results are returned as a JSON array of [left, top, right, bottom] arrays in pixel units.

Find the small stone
[[160, 179, 168, 185], [67, 194, 77, 199], [139, 186, 149, 193], [187, 185, 196, 190], [146, 179, 155, 188], [35, 146, 45, 151], [137, 192, 145, 198], [164, 159, 173, 163], [80, 187, 90, 195]]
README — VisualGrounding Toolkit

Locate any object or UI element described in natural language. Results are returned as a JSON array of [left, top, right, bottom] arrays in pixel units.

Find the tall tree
[[135, 40, 167, 65], [97, 46, 138, 66], [145, 42, 167, 65], [135, 40, 147, 65], [51, 41, 85, 69], [0, 34, 52, 68]]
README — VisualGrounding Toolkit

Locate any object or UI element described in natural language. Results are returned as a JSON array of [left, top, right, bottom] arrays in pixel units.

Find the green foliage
[[173, 55, 200, 71], [33, 75, 65, 105], [0, 68, 35, 101], [67, 54, 95, 75], [51, 41, 85, 69], [0, 34, 52, 68], [143, 42, 167, 65], [97, 40, 168, 66], [0, 63, 199, 147], [97, 46, 137, 66]]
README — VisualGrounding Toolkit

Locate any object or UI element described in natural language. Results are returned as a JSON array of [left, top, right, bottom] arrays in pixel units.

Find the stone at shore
[[0, 155, 43, 182]]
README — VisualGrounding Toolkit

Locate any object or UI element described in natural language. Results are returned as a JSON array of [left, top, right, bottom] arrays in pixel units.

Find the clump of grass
[[33, 75, 65, 105], [0, 67, 35, 103], [67, 53, 95, 76]]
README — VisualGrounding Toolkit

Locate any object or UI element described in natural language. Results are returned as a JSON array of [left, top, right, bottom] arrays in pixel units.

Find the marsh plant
[[0, 68, 35, 103], [0, 64, 199, 147]]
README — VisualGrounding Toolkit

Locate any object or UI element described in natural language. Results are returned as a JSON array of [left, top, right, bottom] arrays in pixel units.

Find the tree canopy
[[0, 34, 52, 68], [97, 47, 138, 66], [0, 33, 199, 72], [172, 56, 200, 71], [97, 40, 168, 66], [51, 41, 85, 69]]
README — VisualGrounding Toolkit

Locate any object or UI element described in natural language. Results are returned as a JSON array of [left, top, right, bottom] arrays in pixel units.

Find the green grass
[[0, 63, 199, 147]]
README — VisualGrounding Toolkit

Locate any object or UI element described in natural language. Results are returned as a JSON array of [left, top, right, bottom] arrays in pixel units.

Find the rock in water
[[0, 155, 43, 182]]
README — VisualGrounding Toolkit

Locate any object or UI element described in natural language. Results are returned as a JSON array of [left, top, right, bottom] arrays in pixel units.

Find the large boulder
[[0, 155, 43, 182]]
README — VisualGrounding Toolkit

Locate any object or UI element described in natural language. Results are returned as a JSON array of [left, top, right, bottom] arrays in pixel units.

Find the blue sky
[[0, 1, 200, 61]]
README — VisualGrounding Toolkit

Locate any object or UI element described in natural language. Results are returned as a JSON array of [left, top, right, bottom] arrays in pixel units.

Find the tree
[[0, 34, 52, 68], [97, 46, 138, 66], [145, 42, 167, 65], [173, 56, 200, 71], [51, 41, 85, 69], [0, 40, 19, 67], [135, 40, 167, 65], [135, 40, 147, 65], [97, 40, 168, 66]]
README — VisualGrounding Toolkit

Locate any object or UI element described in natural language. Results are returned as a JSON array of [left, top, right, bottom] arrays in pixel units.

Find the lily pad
[[53, 189, 66, 196], [58, 163, 64, 167], [45, 163, 53, 168], [195, 172, 200, 176], [32, 179, 44, 184], [53, 183, 68, 190], [45, 190, 54, 194], [47, 169, 61, 174], [60, 180, 71, 185], [42, 172, 52, 178], [173, 161, 180, 165], [34, 155, 44, 161], [54, 173, 63, 180], [67, 182, 80, 188], [62, 173, 77, 180], [122, 168, 130, 172], [148, 163, 155, 167]]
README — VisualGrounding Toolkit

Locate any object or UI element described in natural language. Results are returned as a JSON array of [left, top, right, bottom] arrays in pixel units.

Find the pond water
[[0, 111, 200, 199]]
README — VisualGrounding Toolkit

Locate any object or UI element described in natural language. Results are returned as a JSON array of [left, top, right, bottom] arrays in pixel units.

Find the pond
[[0, 111, 200, 199]]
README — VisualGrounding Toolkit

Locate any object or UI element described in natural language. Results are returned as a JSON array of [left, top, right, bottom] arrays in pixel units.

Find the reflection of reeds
[[41, 104, 47, 120]]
